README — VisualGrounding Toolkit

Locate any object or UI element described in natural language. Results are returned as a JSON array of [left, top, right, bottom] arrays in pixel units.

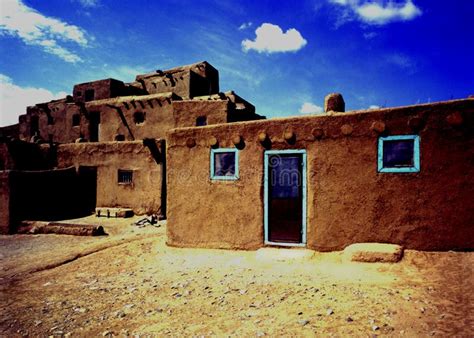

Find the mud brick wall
[[85, 94, 176, 142], [167, 99, 474, 251], [73, 79, 125, 103], [172, 100, 229, 127], [136, 62, 219, 99], [0, 141, 54, 170], [57, 140, 164, 215]]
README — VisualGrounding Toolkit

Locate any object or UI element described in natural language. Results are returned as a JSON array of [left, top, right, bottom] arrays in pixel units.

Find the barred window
[[118, 169, 133, 184]]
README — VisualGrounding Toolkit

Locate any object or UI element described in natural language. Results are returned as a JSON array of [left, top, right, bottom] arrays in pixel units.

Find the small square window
[[85, 89, 95, 102], [118, 169, 133, 184], [196, 116, 207, 126], [378, 135, 420, 173], [210, 148, 239, 180], [133, 112, 145, 125]]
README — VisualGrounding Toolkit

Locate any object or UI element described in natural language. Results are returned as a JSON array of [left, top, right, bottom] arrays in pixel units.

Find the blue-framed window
[[210, 148, 239, 180], [378, 135, 420, 173]]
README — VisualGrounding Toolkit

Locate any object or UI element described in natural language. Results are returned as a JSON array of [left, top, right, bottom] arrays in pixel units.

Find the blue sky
[[0, 0, 473, 126]]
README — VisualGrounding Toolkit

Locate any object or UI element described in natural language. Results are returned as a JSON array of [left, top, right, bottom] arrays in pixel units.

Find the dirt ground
[[0, 216, 473, 337]]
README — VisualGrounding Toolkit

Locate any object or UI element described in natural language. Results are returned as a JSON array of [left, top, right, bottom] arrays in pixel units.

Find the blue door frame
[[264, 149, 307, 247]]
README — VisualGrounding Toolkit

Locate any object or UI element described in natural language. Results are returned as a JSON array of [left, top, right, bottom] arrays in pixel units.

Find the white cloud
[[0, 74, 67, 126], [106, 65, 148, 83], [299, 102, 324, 114], [72, 0, 100, 8], [242, 23, 307, 53], [385, 52, 417, 73], [238, 22, 252, 30], [0, 0, 89, 63], [368, 104, 380, 109], [329, 0, 422, 25], [356, 1, 421, 24]]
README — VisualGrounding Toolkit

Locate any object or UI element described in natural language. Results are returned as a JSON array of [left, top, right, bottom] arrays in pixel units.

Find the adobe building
[[166, 97, 474, 251], [0, 61, 263, 234], [0, 61, 473, 253]]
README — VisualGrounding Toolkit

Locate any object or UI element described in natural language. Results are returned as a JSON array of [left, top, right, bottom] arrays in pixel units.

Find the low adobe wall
[[57, 140, 164, 215], [167, 99, 474, 251]]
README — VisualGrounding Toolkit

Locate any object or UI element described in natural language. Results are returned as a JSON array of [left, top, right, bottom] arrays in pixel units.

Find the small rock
[[115, 311, 126, 318], [256, 331, 265, 337], [239, 289, 247, 295], [34, 320, 42, 326], [346, 317, 353, 322], [420, 307, 426, 313], [326, 308, 334, 315], [102, 330, 112, 336], [298, 319, 310, 326], [372, 325, 380, 331]]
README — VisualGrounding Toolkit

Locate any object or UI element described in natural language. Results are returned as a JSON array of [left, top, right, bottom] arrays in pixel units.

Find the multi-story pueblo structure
[[1, 61, 473, 252]]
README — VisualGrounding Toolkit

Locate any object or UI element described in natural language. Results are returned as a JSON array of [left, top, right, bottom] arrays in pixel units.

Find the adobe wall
[[0, 123, 19, 139], [138, 69, 192, 98], [19, 98, 86, 143], [135, 61, 219, 99], [172, 100, 229, 127], [57, 140, 164, 215], [85, 93, 176, 142], [167, 99, 474, 251], [0, 171, 10, 234], [0, 141, 55, 170], [73, 79, 125, 103]]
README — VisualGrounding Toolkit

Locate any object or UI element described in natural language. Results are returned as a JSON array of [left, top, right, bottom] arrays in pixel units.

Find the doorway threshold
[[256, 247, 315, 262]]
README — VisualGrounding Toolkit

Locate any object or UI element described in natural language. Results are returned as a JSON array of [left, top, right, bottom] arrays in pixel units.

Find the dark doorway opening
[[89, 112, 100, 142], [265, 151, 306, 245], [77, 166, 97, 214]]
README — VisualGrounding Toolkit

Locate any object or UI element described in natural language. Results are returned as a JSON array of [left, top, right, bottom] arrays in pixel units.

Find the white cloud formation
[[299, 102, 324, 114], [329, 0, 422, 25], [0, 0, 89, 62], [0, 74, 67, 126], [238, 22, 252, 30], [72, 0, 100, 8], [106, 65, 148, 82], [368, 105, 380, 109], [242, 23, 307, 53]]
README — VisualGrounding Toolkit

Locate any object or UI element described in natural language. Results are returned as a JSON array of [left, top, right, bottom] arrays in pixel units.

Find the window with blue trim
[[378, 135, 420, 173], [210, 148, 239, 180]]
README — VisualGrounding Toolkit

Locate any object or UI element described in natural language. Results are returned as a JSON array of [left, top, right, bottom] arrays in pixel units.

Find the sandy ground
[[0, 216, 473, 337]]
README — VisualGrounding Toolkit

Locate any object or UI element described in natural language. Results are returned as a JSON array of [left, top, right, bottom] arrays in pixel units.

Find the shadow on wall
[[9, 166, 97, 231], [143, 138, 166, 218]]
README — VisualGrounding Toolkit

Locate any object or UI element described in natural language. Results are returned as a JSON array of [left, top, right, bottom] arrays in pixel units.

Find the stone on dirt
[[298, 319, 310, 326], [344, 243, 404, 263]]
